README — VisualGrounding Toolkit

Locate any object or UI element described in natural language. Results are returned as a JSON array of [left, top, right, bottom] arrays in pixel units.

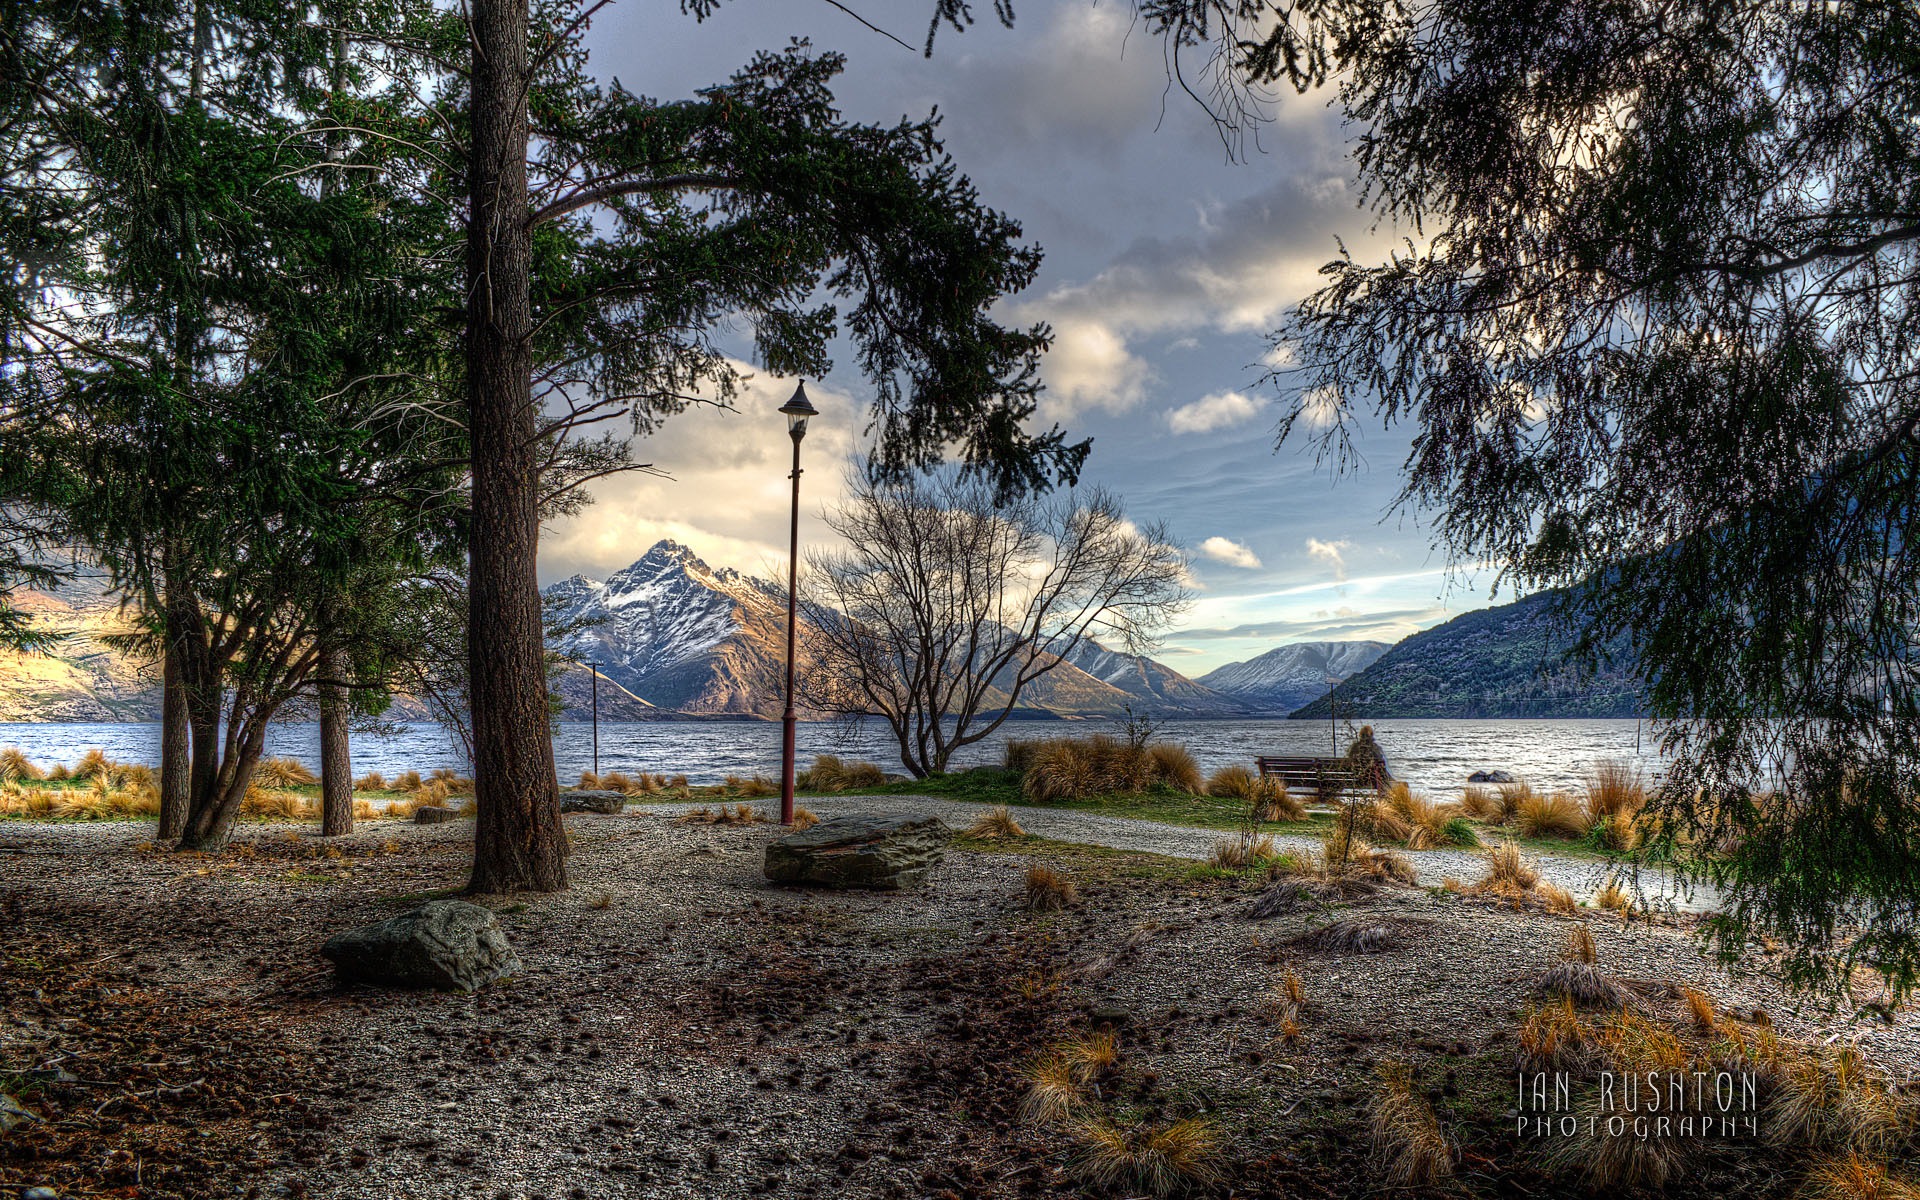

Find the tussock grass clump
[[354, 771, 387, 791], [1467, 840, 1540, 900], [720, 774, 779, 798], [789, 806, 819, 831], [678, 803, 766, 826], [1019, 734, 1203, 802], [1458, 785, 1496, 819], [1024, 864, 1078, 912], [1319, 830, 1417, 884], [1379, 782, 1464, 848], [1769, 1045, 1910, 1156], [351, 799, 377, 821], [0, 747, 44, 781], [1293, 917, 1420, 955], [1338, 798, 1413, 845], [797, 754, 888, 792], [1061, 1029, 1120, 1081], [592, 771, 672, 796], [1370, 1062, 1453, 1186], [967, 805, 1026, 839], [73, 748, 112, 780], [1208, 764, 1305, 821], [1209, 833, 1283, 871], [256, 757, 319, 787], [1799, 1153, 1920, 1200], [1680, 985, 1718, 1033], [1020, 1054, 1083, 1125], [241, 787, 318, 822], [1595, 876, 1632, 911], [1517, 998, 1592, 1072], [391, 769, 424, 792], [384, 794, 423, 819], [1537, 882, 1578, 913], [1515, 791, 1588, 839], [1533, 926, 1637, 1009], [1583, 758, 1647, 822], [1069, 1115, 1220, 1198], [1493, 781, 1538, 824]]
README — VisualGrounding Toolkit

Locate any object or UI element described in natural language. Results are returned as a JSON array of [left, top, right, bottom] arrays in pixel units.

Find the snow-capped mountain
[[542, 540, 793, 718], [1062, 640, 1246, 715], [1195, 641, 1391, 713]]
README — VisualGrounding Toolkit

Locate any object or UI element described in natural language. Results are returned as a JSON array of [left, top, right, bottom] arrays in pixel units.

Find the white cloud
[[1198, 536, 1262, 569], [539, 365, 860, 585], [1038, 317, 1151, 418], [1168, 390, 1263, 434], [1305, 537, 1352, 579]]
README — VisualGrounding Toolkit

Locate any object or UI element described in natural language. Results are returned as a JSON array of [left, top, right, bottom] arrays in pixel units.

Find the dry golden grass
[[678, 803, 766, 826], [720, 774, 779, 798], [1458, 785, 1496, 819], [1566, 924, 1597, 963], [1583, 758, 1647, 821], [797, 754, 888, 792], [1069, 1115, 1220, 1198], [967, 804, 1027, 839], [354, 771, 387, 790], [1370, 1062, 1453, 1186], [351, 799, 377, 820], [1209, 833, 1284, 871], [1680, 985, 1717, 1033], [1295, 917, 1410, 954], [1318, 831, 1417, 885], [1060, 1029, 1120, 1082], [1278, 966, 1305, 1008], [1516, 999, 1591, 1072], [1515, 791, 1588, 839], [1339, 798, 1413, 845], [392, 769, 424, 792], [1460, 840, 1541, 904], [1020, 1054, 1082, 1125], [1770, 1045, 1911, 1157], [1537, 882, 1578, 913], [588, 892, 614, 910], [1021, 735, 1203, 801], [0, 747, 44, 781], [1799, 1153, 1920, 1200], [789, 806, 819, 831], [1144, 743, 1202, 794], [1205, 762, 1261, 799], [1587, 809, 1640, 852], [45, 763, 71, 781], [383, 795, 423, 819], [73, 748, 111, 780], [1533, 927, 1637, 1010], [1595, 876, 1632, 911], [1493, 781, 1538, 823], [256, 757, 319, 787], [1024, 864, 1078, 912]]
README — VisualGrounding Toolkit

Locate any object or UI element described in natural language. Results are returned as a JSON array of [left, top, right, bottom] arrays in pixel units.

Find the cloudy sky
[[542, 0, 1502, 675]]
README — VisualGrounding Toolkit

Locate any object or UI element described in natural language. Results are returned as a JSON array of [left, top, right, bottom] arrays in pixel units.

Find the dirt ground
[[1, 808, 1915, 1200]]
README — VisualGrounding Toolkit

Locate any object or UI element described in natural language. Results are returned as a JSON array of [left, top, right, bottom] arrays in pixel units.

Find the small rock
[[23, 1187, 58, 1200], [321, 900, 521, 992], [413, 805, 462, 824], [1, 1094, 38, 1133], [1467, 770, 1515, 784], [764, 815, 951, 890], [559, 790, 626, 815]]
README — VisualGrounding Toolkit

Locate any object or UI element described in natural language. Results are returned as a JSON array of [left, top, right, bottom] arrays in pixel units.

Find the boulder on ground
[[764, 814, 951, 890], [1467, 770, 1516, 785], [560, 789, 626, 814], [0, 1093, 38, 1133], [413, 805, 462, 824], [321, 900, 521, 992]]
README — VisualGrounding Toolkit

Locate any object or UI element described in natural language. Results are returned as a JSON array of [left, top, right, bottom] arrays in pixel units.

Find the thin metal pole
[[780, 432, 802, 826], [591, 661, 599, 778]]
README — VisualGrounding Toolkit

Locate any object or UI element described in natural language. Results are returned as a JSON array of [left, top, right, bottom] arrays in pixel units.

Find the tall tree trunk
[[159, 640, 191, 839], [178, 717, 266, 852], [318, 638, 353, 836], [465, 0, 566, 893]]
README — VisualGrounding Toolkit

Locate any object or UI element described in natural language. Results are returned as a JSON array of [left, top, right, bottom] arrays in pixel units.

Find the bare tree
[[801, 472, 1189, 778]]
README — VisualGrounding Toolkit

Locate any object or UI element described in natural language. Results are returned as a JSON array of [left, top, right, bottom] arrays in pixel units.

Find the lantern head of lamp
[[779, 381, 818, 443]]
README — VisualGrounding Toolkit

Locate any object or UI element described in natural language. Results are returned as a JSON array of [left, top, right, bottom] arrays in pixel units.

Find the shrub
[[1515, 791, 1587, 839], [0, 747, 43, 781], [45, 763, 71, 781], [1024, 864, 1078, 912], [1205, 763, 1261, 799], [1439, 817, 1481, 847], [354, 771, 387, 791], [1069, 1115, 1220, 1198], [256, 757, 319, 788], [74, 748, 113, 780], [1370, 1062, 1453, 1185], [1494, 782, 1538, 824], [1381, 782, 1453, 847], [968, 805, 1027, 839], [1458, 785, 1496, 819], [392, 770, 424, 792], [1585, 809, 1640, 853]]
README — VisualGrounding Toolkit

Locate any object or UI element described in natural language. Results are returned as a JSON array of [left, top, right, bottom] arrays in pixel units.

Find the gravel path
[[650, 793, 1718, 912]]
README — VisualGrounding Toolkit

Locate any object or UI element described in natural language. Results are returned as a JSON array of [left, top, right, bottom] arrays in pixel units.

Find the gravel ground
[[1, 810, 1910, 1200], [655, 793, 1715, 911]]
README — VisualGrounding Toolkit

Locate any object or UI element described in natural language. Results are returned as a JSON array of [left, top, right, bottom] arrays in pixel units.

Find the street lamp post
[[777, 381, 817, 827], [590, 660, 600, 779]]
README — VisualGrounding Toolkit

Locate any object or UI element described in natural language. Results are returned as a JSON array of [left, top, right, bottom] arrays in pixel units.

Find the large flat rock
[[321, 900, 521, 992], [763, 814, 951, 890]]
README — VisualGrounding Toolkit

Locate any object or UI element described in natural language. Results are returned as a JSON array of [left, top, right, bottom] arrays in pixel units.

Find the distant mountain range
[[0, 542, 1642, 723], [1289, 588, 1645, 719], [1195, 641, 1390, 713]]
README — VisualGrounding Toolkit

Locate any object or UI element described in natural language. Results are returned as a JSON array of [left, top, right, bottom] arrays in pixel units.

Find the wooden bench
[[1254, 755, 1390, 799]]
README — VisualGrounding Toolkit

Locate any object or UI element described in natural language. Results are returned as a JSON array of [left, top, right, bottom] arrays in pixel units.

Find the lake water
[[0, 717, 1669, 797]]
